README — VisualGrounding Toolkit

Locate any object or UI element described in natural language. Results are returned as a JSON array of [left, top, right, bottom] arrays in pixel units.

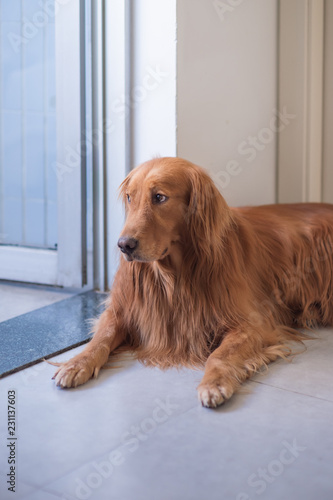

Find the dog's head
[[118, 157, 230, 263]]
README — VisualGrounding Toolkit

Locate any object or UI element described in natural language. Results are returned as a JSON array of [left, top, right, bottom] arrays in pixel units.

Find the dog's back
[[234, 202, 333, 327]]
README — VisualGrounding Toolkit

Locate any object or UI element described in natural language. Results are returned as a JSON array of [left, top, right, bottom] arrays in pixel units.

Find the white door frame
[[90, 0, 130, 291], [55, 0, 87, 288], [277, 0, 324, 203]]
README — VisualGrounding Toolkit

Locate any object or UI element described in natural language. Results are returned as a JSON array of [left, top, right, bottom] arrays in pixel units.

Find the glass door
[[0, 0, 87, 288]]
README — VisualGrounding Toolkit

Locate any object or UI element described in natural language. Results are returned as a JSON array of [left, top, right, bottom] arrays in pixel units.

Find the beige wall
[[323, 0, 333, 203], [177, 0, 278, 207]]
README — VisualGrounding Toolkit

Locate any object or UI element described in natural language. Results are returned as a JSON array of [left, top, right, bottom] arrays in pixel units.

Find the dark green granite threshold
[[0, 291, 107, 378]]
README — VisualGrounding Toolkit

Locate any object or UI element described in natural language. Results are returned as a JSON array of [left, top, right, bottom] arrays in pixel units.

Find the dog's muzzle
[[117, 237, 138, 257]]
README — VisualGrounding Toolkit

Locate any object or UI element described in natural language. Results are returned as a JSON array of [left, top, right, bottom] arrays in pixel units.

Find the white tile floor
[[0, 325, 333, 500]]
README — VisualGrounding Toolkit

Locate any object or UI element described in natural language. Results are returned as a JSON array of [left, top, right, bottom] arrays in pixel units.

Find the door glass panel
[[0, 0, 57, 249]]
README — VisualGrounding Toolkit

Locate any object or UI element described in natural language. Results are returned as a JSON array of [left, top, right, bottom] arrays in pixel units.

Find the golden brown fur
[[53, 158, 333, 407]]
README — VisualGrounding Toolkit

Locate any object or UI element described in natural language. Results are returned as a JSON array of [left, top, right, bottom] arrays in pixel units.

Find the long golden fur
[[53, 157, 333, 407]]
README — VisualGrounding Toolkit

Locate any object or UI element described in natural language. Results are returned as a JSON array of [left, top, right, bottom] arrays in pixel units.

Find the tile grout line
[[249, 379, 333, 404]]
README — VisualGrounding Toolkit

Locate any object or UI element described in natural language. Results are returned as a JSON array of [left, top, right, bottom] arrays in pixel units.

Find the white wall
[[131, 0, 177, 166], [177, 0, 278, 207]]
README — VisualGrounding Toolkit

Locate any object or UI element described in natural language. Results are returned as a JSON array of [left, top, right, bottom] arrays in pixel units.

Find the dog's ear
[[186, 166, 232, 257], [118, 171, 134, 207]]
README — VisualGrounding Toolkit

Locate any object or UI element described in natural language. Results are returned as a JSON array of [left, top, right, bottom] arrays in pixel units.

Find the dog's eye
[[126, 194, 131, 203], [153, 193, 168, 204]]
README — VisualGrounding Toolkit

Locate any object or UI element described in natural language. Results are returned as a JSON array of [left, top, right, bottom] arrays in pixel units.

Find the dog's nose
[[117, 237, 138, 255]]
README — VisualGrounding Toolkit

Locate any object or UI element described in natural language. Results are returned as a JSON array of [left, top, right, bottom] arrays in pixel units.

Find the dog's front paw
[[197, 382, 234, 408], [52, 354, 100, 389]]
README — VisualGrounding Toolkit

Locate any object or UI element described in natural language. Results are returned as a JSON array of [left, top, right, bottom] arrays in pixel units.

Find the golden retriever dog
[[53, 157, 333, 407]]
